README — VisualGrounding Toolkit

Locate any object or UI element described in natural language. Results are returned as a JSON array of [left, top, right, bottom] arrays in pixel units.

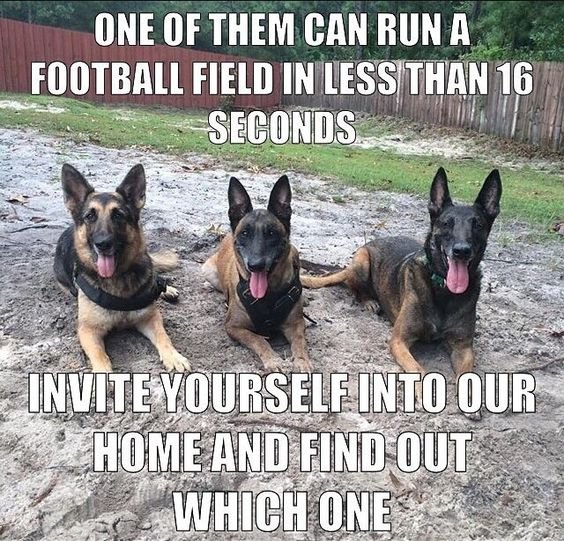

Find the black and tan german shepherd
[[54, 164, 190, 373], [202, 176, 313, 372], [302, 167, 502, 396]]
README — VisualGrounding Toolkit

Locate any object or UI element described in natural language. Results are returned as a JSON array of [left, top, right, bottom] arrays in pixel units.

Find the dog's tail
[[301, 269, 351, 289], [300, 259, 350, 289], [150, 250, 179, 272]]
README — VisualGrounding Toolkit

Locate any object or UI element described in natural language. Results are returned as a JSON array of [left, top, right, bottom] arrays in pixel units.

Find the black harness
[[74, 272, 167, 312], [237, 272, 302, 336]]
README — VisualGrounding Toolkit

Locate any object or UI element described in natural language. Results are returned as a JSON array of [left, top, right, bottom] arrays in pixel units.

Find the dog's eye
[[83, 209, 97, 223], [112, 209, 126, 223], [441, 217, 454, 228], [267, 227, 276, 237], [240, 228, 249, 238], [472, 218, 483, 230]]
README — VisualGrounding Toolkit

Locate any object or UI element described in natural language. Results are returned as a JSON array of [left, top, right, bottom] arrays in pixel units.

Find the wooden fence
[[283, 61, 564, 151], [0, 18, 562, 150], [0, 18, 281, 110]]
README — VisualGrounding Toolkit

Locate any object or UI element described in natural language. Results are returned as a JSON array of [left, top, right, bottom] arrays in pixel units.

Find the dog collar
[[415, 253, 446, 288], [237, 271, 302, 336], [430, 272, 446, 288], [74, 272, 167, 311]]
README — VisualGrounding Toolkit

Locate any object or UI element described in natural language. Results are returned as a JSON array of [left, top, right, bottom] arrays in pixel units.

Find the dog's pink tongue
[[249, 271, 268, 299], [96, 254, 116, 278], [446, 258, 469, 294]]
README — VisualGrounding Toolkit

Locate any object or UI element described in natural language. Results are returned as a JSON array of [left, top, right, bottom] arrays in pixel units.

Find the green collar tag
[[431, 272, 446, 288], [416, 252, 445, 288]]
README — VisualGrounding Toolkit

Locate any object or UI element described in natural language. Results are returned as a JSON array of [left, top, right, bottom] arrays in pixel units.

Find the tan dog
[[54, 164, 190, 373], [202, 176, 312, 372]]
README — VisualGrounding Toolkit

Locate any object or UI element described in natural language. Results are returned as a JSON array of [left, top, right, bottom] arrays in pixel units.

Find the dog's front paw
[[464, 408, 483, 422], [292, 356, 313, 373], [412, 381, 424, 412], [362, 299, 380, 313], [162, 285, 179, 303], [262, 356, 284, 373], [90, 356, 113, 373], [162, 350, 191, 372]]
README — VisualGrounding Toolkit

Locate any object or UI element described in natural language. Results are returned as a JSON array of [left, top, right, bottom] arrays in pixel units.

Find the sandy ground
[[350, 126, 564, 176], [0, 128, 563, 541], [0, 100, 66, 114]]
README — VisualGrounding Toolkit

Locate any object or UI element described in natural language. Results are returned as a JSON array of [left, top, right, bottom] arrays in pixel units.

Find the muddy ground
[[0, 127, 563, 541]]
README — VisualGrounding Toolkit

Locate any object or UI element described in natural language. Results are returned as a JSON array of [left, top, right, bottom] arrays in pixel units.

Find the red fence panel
[[0, 18, 281, 110]]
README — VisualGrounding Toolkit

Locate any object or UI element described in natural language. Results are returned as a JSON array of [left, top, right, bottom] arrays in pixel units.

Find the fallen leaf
[[552, 221, 564, 235], [31, 473, 59, 506], [389, 471, 404, 490], [207, 224, 224, 236], [501, 493, 514, 505], [6, 194, 29, 205], [30, 216, 47, 223], [414, 489, 424, 503]]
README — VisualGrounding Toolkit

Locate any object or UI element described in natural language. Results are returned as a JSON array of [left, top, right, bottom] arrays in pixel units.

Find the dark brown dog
[[54, 164, 190, 373], [202, 176, 312, 372], [302, 167, 502, 394]]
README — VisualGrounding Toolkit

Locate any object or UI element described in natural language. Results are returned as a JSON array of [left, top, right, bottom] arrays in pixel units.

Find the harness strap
[[237, 272, 302, 335], [74, 273, 167, 311]]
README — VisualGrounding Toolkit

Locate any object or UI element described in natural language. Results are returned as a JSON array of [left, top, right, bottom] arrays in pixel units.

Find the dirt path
[[0, 128, 563, 541]]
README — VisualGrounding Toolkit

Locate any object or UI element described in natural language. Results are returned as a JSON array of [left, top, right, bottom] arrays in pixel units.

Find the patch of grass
[[0, 93, 562, 235], [353, 116, 400, 138]]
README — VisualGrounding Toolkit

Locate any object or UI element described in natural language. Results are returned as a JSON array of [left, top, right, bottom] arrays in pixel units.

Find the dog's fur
[[54, 164, 190, 372], [202, 176, 312, 372], [302, 167, 502, 390]]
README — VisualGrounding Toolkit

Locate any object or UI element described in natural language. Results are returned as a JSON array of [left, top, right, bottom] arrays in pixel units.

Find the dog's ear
[[116, 164, 146, 213], [61, 164, 94, 220], [475, 169, 502, 222], [428, 167, 452, 222], [228, 177, 253, 230], [268, 175, 292, 232]]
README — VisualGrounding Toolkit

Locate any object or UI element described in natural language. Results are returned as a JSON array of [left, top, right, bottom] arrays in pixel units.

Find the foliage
[[0, 1, 562, 61], [464, 1, 564, 60]]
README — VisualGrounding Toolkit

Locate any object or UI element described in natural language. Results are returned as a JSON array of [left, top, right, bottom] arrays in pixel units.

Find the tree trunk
[[385, 0, 399, 60], [355, 0, 367, 60]]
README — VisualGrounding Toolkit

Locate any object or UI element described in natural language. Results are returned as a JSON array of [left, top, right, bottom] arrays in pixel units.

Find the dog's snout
[[94, 235, 114, 253], [247, 259, 266, 272], [452, 242, 471, 259]]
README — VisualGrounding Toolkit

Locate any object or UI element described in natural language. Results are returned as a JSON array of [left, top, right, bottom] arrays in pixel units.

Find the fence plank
[[0, 18, 281, 112], [283, 60, 564, 151]]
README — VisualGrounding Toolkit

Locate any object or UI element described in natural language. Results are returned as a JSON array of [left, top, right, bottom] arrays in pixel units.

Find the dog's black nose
[[94, 236, 114, 253], [452, 243, 471, 259], [248, 260, 266, 272]]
